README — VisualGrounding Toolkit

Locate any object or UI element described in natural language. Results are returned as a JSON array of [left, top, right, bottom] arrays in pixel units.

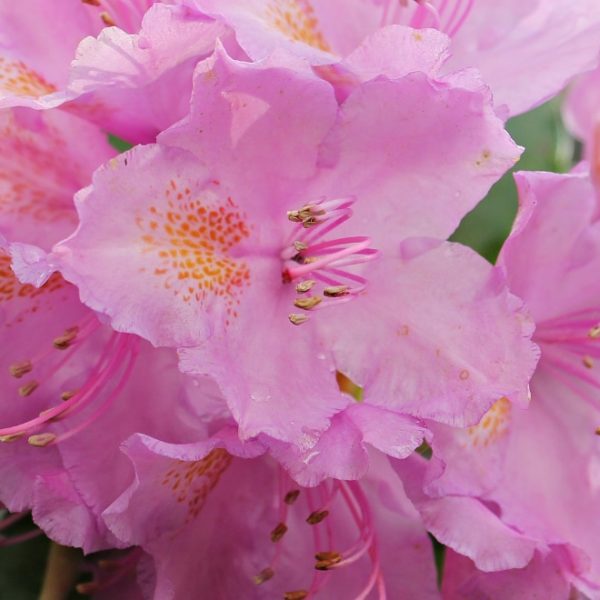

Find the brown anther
[[61, 390, 77, 401], [293, 241, 308, 252], [28, 432, 57, 447], [315, 550, 342, 561], [583, 355, 594, 369], [270, 522, 288, 542], [284, 489, 300, 505], [289, 313, 309, 326], [596, 427, 600, 436], [295, 280, 315, 294], [253, 567, 275, 585], [294, 296, 322, 310], [75, 581, 99, 595], [323, 285, 349, 297], [306, 510, 329, 525], [315, 551, 342, 570], [287, 210, 302, 222], [284, 591, 309, 600], [0, 433, 23, 443], [9, 360, 33, 378], [18, 380, 39, 397], [81, 0, 101, 5], [53, 327, 79, 350], [301, 216, 318, 228], [100, 11, 115, 26], [589, 324, 600, 339]]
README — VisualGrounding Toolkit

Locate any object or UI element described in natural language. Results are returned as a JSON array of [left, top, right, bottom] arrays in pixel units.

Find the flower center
[[379, 0, 474, 36], [281, 196, 379, 325]]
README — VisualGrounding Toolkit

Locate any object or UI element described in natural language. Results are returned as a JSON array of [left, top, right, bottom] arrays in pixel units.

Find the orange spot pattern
[[138, 181, 251, 320], [266, 0, 331, 51], [162, 449, 232, 522], [0, 113, 79, 225], [466, 397, 511, 448], [0, 57, 56, 97]]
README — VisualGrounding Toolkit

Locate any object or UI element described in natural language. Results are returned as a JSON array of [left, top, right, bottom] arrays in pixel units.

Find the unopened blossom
[[102, 434, 439, 599], [0, 107, 233, 553], [185, 0, 600, 117], [0, 0, 232, 142], [45, 45, 538, 483], [395, 168, 600, 596], [564, 66, 600, 189]]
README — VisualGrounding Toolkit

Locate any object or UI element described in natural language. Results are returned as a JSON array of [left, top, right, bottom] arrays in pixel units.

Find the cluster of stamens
[[254, 469, 386, 599], [282, 196, 378, 326], [0, 318, 139, 449], [380, 0, 474, 36]]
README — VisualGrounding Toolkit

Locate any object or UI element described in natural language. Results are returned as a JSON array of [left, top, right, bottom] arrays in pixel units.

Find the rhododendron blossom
[[42, 46, 540, 484]]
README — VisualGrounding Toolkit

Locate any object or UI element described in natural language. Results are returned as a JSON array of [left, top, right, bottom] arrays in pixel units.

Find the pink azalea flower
[[46, 46, 538, 481], [564, 66, 600, 189], [102, 436, 440, 599], [0, 107, 233, 553], [0, 1, 232, 142], [185, 0, 600, 116], [394, 168, 600, 596]]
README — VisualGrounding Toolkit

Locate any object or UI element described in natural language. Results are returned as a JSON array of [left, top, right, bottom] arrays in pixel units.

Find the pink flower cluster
[[0, 1, 600, 598]]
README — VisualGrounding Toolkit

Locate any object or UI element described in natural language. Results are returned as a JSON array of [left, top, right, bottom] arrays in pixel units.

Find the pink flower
[[46, 46, 537, 481], [0, 1, 232, 142], [395, 168, 600, 596], [185, 0, 600, 116], [0, 107, 234, 553], [102, 435, 439, 599]]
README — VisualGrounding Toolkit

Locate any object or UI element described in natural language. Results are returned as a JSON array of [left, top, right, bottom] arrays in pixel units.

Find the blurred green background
[[0, 98, 576, 598]]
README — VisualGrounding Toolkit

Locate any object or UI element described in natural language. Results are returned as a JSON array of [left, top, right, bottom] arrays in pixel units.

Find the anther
[[0, 434, 23, 443], [295, 280, 315, 294], [589, 325, 600, 339], [583, 356, 594, 369], [27, 433, 57, 447], [284, 591, 309, 600], [315, 551, 342, 570], [253, 567, 275, 585], [81, 0, 101, 4], [596, 427, 600, 436], [306, 510, 329, 525], [289, 314, 309, 326], [270, 522, 288, 542], [294, 297, 322, 310], [53, 327, 79, 350], [60, 390, 77, 401], [323, 285, 349, 297], [18, 381, 39, 397], [9, 361, 32, 378], [100, 11, 116, 26], [294, 241, 308, 252], [284, 489, 300, 505]]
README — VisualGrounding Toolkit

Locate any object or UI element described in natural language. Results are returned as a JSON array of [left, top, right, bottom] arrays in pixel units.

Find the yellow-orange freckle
[[0, 57, 57, 97], [459, 369, 470, 380], [399, 325, 409, 336], [266, 0, 331, 51]]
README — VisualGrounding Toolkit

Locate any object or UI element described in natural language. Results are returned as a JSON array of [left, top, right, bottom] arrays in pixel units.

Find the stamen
[[18, 380, 38, 397], [28, 432, 56, 447], [314, 551, 342, 570], [53, 327, 79, 350], [289, 314, 309, 326], [589, 325, 600, 339], [81, 0, 101, 4], [294, 297, 322, 310], [100, 11, 116, 26], [323, 286, 349, 298], [306, 510, 329, 525], [9, 361, 32, 378], [295, 280, 315, 294], [0, 434, 23, 443], [583, 356, 595, 369], [284, 591, 309, 600], [284, 489, 301, 505], [61, 390, 77, 401], [270, 522, 288, 542], [253, 567, 275, 585]]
